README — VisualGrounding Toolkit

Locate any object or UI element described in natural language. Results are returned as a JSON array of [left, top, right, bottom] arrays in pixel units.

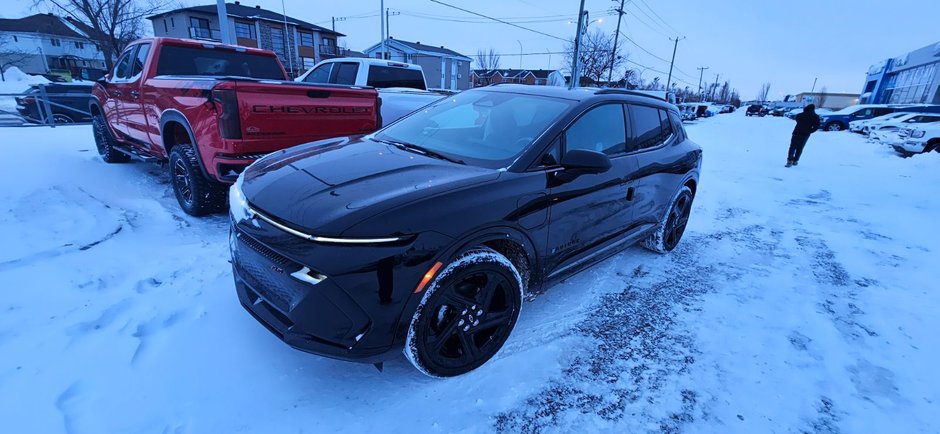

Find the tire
[[92, 115, 130, 163], [405, 248, 524, 377], [643, 186, 694, 254], [825, 122, 844, 132], [169, 144, 227, 216], [52, 113, 74, 124]]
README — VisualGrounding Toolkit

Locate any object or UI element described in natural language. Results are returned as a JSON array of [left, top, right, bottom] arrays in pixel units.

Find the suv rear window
[[155, 45, 285, 80], [366, 65, 426, 90]]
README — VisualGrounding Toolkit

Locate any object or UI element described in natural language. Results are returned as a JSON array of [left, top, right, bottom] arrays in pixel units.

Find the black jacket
[[793, 105, 821, 136]]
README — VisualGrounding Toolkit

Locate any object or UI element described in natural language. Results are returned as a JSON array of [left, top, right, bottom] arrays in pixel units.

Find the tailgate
[[234, 82, 379, 142]]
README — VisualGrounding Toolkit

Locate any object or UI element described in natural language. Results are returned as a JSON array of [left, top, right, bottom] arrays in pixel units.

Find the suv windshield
[[375, 90, 574, 169], [155, 45, 285, 80]]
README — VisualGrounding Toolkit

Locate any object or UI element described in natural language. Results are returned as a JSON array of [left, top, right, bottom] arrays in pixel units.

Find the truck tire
[[169, 144, 227, 216], [93, 115, 130, 163]]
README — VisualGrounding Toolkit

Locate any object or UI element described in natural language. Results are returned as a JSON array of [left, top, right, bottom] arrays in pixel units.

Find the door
[[122, 43, 152, 144], [544, 103, 639, 278], [631, 105, 690, 226], [105, 48, 136, 136], [450, 59, 458, 90]]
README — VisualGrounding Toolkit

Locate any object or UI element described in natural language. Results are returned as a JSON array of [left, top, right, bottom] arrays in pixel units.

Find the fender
[[159, 109, 210, 180], [88, 97, 122, 140]]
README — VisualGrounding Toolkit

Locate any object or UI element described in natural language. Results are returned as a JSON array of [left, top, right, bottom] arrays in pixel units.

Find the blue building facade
[[861, 41, 940, 105]]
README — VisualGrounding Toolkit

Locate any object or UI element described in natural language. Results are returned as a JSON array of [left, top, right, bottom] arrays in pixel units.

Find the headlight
[[911, 130, 926, 138], [229, 173, 251, 223]]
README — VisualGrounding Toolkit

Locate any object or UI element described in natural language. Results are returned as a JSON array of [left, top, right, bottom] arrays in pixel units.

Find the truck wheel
[[93, 115, 130, 163], [169, 144, 227, 216]]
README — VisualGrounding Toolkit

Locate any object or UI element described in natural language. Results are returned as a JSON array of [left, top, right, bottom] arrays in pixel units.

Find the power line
[[636, 0, 680, 34], [624, 2, 670, 38], [618, 31, 696, 80], [429, 0, 568, 41]]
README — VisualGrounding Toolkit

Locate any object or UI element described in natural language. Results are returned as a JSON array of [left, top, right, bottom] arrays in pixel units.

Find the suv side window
[[303, 63, 332, 83], [113, 49, 134, 80], [565, 104, 626, 156], [668, 111, 685, 142], [630, 105, 669, 151]]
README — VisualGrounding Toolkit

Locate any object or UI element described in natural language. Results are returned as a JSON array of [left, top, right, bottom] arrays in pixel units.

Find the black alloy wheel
[[92, 115, 130, 163], [406, 249, 522, 377], [168, 144, 227, 216], [173, 158, 193, 208], [663, 189, 693, 251]]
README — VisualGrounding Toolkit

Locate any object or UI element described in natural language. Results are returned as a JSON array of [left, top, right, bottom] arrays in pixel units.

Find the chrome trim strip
[[290, 266, 327, 285], [248, 207, 405, 244]]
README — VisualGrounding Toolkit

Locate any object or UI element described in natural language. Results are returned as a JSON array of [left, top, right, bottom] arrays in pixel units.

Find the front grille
[[237, 232, 295, 267]]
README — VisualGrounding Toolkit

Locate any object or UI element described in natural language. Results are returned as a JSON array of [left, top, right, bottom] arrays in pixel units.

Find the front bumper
[[230, 217, 450, 363], [895, 140, 927, 154]]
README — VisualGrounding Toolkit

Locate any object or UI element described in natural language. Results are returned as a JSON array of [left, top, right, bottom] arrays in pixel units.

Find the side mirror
[[96, 74, 109, 84], [555, 149, 611, 183]]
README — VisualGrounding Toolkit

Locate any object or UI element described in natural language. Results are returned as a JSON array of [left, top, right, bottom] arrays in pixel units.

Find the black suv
[[746, 104, 764, 117], [15, 83, 93, 124], [229, 85, 702, 377]]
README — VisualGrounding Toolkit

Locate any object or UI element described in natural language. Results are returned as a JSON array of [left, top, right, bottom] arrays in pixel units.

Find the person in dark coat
[[787, 104, 821, 167]]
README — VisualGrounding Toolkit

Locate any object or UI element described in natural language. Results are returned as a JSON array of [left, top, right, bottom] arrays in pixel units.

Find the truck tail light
[[375, 95, 383, 129], [212, 88, 242, 140]]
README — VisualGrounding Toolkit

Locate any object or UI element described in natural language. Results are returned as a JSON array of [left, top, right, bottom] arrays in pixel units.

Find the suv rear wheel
[[169, 144, 227, 216], [643, 186, 694, 253], [92, 115, 130, 163], [405, 248, 523, 377]]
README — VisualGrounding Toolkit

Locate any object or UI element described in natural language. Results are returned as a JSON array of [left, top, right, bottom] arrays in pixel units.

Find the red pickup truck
[[90, 37, 380, 215]]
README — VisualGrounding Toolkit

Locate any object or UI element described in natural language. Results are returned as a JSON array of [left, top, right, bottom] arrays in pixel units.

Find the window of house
[[50, 38, 61, 47], [190, 17, 209, 29], [75, 41, 84, 49], [270, 27, 286, 59], [190, 17, 211, 39], [301, 57, 316, 70], [299, 32, 314, 47], [163, 19, 168, 33], [630, 105, 671, 151], [171, 17, 175, 28], [235, 21, 255, 39], [566, 104, 626, 156]]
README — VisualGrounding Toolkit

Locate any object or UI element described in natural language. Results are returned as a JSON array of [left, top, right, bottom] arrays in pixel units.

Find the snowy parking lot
[[1, 112, 938, 433]]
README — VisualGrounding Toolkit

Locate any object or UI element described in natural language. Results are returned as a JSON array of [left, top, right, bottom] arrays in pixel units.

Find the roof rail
[[593, 88, 662, 100]]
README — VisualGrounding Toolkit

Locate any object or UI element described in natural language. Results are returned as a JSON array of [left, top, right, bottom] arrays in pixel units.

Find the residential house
[[0, 13, 108, 80], [471, 69, 558, 87], [362, 38, 471, 90], [148, 2, 346, 78]]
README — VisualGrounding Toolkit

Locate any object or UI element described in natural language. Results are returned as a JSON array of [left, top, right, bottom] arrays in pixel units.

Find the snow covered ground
[[0, 112, 938, 433]]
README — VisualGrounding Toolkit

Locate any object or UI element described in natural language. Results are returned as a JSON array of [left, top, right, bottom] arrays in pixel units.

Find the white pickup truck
[[295, 58, 449, 124]]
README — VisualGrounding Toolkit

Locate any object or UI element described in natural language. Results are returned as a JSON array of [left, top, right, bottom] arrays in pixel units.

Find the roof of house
[[0, 13, 97, 39], [472, 69, 553, 79], [148, 2, 342, 37], [365, 38, 471, 60]]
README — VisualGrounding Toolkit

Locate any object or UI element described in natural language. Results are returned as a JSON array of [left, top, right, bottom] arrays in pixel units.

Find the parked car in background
[[849, 112, 908, 133], [769, 107, 787, 117], [229, 85, 702, 377], [91, 37, 380, 215], [296, 58, 448, 124], [894, 122, 940, 156], [15, 83, 93, 123], [746, 104, 765, 117], [869, 113, 940, 144], [677, 104, 697, 121], [818, 105, 896, 131]]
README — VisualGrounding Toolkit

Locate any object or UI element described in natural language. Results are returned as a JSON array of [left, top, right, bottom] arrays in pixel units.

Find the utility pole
[[516, 40, 523, 69], [810, 77, 818, 93], [280, 0, 293, 76], [665, 36, 685, 92], [696, 66, 709, 101], [216, 0, 232, 44], [380, 0, 386, 59], [569, 0, 587, 89], [386, 9, 400, 40], [332, 16, 345, 32], [710, 73, 720, 101], [607, 0, 626, 84]]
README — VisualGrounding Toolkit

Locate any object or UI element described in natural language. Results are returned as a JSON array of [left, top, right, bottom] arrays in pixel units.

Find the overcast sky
[[8, 0, 939, 99]]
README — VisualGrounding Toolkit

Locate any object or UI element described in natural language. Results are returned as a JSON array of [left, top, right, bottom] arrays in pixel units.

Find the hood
[[241, 136, 499, 236], [803, 104, 816, 114]]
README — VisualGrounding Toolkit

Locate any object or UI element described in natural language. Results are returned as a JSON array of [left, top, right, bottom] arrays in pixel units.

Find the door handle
[[113, 90, 122, 97], [626, 186, 635, 201], [130, 90, 140, 98]]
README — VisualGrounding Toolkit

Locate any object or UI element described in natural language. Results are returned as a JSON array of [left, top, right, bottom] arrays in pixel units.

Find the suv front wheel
[[825, 122, 845, 131], [169, 144, 227, 216]]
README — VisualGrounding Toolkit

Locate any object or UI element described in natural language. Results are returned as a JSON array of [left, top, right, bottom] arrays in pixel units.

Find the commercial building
[[794, 92, 860, 110], [148, 2, 345, 78], [861, 41, 940, 105]]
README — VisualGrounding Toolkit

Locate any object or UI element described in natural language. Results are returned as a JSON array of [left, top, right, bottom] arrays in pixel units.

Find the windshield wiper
[[377, 139, 465, 165]]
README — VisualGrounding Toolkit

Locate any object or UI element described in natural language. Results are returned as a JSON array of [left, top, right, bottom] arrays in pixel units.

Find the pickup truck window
[[114, 50, 134, 80], [367, 65, 426, 90], [155, 45, 285, 80], [129, 43, 151, 79], [333, 62, 359, 85], [303, 64, 332, 83]]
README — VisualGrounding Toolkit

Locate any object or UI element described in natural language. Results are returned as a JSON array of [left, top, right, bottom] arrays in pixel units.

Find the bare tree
[[757, 82, 772, 103], [564, 29, 625, 86], [718, 81, 731, 104], [815, 86, 828, 108], [0, 37, 34, 81], [36, 0, 172, 70], [475, 48, 501, 72]]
